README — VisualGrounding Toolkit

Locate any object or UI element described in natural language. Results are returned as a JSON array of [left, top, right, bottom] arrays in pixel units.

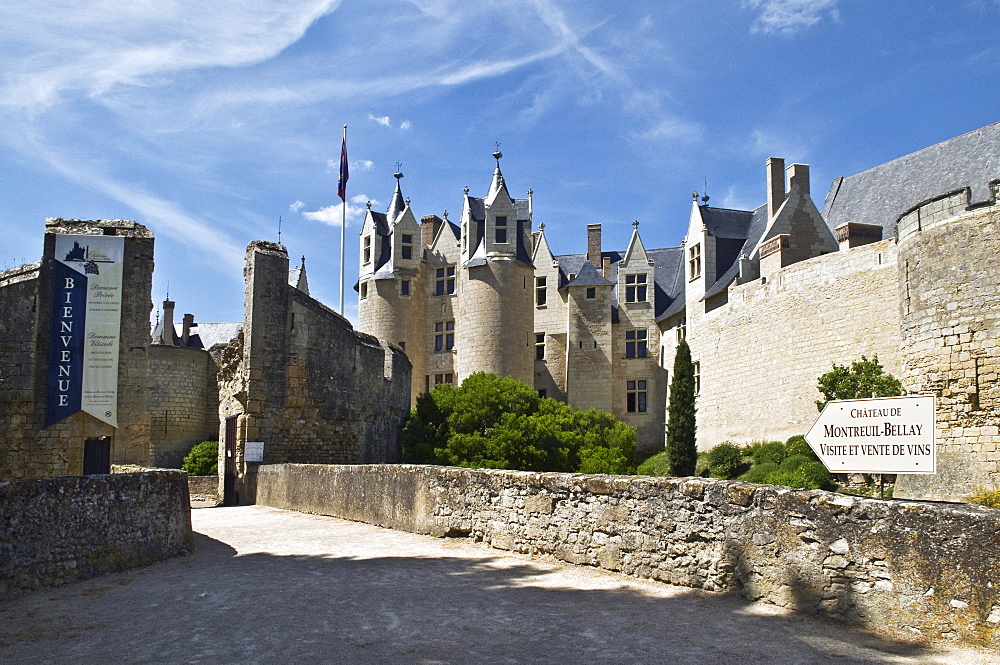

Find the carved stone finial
[[463, 186, 470, 194], [632, 220, 640, 229], [692, 192, 699, 200], [443, 210, 449, 220], [405, 197, 411, 206], [538, 222, 545, 231], [366, 200, 372, 210]]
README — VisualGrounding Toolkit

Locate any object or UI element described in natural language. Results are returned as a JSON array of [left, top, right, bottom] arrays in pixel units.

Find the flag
[[337, 134, 349, 201]]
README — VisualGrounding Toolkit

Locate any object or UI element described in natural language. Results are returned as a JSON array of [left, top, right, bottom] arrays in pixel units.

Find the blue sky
[[2, 0, 998, 325]]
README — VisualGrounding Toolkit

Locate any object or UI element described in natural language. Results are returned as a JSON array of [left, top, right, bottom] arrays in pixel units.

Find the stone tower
[[894, 187, 1000, 501], [356, 171, 427, 400], [454, 152, 534, 383]]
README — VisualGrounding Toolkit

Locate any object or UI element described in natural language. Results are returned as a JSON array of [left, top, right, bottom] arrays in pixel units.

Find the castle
[[357, 124, 1000, 501]]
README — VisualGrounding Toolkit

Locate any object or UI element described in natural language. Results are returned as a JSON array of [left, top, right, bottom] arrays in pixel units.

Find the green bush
[[765, 467, 817, 490], [706, 442, 744, 479], [740, 462, 779, 484], [967, 488, 1000, 508], [636, 451, 672, 477], [784, 435, 817, 460], [402, 372, 636, 474], [182, 441, 218, 476], [816, 355, 904, 411], [750, 441, 786, 466], [779, 454, 813, 472], [799, 461, 832, 489]]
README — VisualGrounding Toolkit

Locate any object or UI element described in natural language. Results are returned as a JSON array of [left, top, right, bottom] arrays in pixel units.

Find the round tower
[[894, 189, 1000, 501], [356, 171, 427, 402], [454, 152, 534, 384]]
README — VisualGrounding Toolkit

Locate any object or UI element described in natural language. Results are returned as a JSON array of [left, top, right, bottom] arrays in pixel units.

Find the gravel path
[[0, 505, 996, 664]]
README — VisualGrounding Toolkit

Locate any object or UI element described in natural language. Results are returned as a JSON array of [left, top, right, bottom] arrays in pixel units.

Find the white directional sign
[[805, 395, 936, 474]]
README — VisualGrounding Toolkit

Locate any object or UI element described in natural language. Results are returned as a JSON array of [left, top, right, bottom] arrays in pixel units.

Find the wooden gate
[[83, 438, 111, 475], [223, 415, 239, 506]]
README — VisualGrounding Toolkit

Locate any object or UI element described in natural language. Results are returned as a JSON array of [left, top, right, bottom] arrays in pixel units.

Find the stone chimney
[[787, 163, 809, 196], [602, 256, 611, 279], [161, 299, 176, 346], [421, 214, 443, 249], [587, 224, 602, 267], [767, 157, 786, 219], [182, 313, 194, 345]]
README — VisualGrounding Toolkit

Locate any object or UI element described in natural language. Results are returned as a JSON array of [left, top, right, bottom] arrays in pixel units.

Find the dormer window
[[495, 216, 507, 243], [401, 234, 413, 260], [625, 274, 647, 302], [363, 236, 371, 264], [689, 243, 702, 280]]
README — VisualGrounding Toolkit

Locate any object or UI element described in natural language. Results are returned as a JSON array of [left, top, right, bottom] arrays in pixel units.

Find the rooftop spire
[[487, 144, 509, 202], [386, 168, 405, 223]]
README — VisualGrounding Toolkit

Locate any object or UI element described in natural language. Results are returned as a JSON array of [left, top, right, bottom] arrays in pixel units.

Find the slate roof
[[165, 321, 242, 351], [701, 203, 770, 301], [564, 261, 612, 287], [554, 245, 684, 322], [465, 197, 531, 222], [822, 122, 1000, 238]]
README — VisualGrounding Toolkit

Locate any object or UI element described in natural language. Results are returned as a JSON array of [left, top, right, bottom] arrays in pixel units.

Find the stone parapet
[[255, 463, 1000, 650], [0, 470, 193, 598]]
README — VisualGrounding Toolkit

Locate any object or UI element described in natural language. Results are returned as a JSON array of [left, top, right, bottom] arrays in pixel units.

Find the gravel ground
[[1, 505, 997, 665]]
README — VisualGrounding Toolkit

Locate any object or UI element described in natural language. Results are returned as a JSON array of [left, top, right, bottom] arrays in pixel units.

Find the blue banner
[[44, 260, 87, 426]]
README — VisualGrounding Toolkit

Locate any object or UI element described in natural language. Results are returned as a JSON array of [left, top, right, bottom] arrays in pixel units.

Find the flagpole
[[340, 124, 347, 315]]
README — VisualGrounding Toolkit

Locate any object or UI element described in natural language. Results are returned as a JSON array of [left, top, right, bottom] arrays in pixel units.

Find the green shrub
[[967, 488, 1000, 508], [636, 451, 672, 477], [784, 435, 817, 460], [751, 441, 786, 466], [741, 462, 779, 484], [403, 373, 636, 473], [816, 355, 904, 411], [182, 441, 218, 476], [799, 461, 832, 489], [765, 467, 820, 490], [706, 442, 744, 479], [779, 454, 813, 472]]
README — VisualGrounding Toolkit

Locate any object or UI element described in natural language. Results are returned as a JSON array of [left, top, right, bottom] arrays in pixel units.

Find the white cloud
[[743, 0, 840, 34], [289, 200, 305, 212], [350, 194, 374, 205], [0, 0, 342, 110], [400, 120, 412, 130], [368, 113, 391, 127], [303, 200, 366, 227], [356, 159, 375, 171]]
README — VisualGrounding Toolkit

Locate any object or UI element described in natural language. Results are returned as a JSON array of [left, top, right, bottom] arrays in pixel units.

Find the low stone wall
[[0, 470, 194, 597], [187, 475, 219, 498], [255, 464, 1000, 648]]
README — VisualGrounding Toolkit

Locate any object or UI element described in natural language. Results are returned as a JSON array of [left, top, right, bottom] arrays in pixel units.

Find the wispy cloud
[[356, 159, 375, 171], [400, 120, 412, 130], [289, 200, 305, 212], [368, 113, 391, 127], [750, 128, 810, 160], [743, 0, 840, 34], [0, 1, 342, 110], [633, 118, 704, 144]]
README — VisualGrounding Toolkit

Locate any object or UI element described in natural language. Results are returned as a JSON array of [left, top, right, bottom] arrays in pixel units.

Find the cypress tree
[[667, 339, 697, 476]]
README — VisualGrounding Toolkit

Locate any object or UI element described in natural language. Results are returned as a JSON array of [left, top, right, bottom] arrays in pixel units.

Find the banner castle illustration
[[46, 234, 125, 427]]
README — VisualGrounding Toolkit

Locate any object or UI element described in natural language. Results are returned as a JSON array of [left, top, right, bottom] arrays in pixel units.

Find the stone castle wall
[[219, 241, 412, 503], [254, 463, 1000, 649], [0, 470, 193, 598], [0, 219, 154, 480], [895, 195, 1000, 500], [148, 344, 219, 468], [666, 238, 902, 449]]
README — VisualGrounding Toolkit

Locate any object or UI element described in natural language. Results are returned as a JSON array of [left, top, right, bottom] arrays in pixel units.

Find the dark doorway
[[223, 415, 239, 506], [83, 438, 111, 475]]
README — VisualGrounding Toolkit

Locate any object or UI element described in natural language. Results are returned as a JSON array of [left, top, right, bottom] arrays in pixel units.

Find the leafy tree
[[666, 339, 697, 476], [816, 355, 904, 411], [402, 372, 636, 474], [182, 441, 218, 476]]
